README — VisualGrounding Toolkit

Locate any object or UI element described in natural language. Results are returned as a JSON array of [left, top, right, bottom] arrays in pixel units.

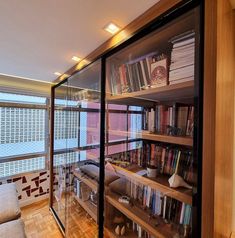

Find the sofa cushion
[[109, 177, 131, 196], [0, 183, 21, 224], [79, 164, 119, 185], [0, 219, 26, 238]]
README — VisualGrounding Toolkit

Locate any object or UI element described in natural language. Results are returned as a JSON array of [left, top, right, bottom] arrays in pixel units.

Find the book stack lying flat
[[169, 31, 195, 85]]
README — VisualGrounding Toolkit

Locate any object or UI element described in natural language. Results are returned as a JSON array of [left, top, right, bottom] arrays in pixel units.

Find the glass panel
[[54, 109, 79, 150], [52, 81, 68, 229], [66, 60, 101, 237], [105, 8, 199, 238], [80, 111, 100, 147]]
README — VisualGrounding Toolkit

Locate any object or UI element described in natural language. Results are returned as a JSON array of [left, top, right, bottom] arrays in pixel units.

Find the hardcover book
[[150, 55, 168, 87]]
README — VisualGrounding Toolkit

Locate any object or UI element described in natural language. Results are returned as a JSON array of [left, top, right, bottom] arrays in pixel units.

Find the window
[[0, 157, 46, 177], [0, 92, 47, 177], [0, 107, 46, 157], [0, 92, 143, 177]]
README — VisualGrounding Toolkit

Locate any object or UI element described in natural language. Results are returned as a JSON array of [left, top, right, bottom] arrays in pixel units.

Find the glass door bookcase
[[104, 6, 201, 238], [50, 60, 101, 237], [50, 2, 203, 238]]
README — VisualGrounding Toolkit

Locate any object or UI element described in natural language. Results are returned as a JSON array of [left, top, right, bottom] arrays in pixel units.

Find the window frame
[[0, 97, 50, 177]]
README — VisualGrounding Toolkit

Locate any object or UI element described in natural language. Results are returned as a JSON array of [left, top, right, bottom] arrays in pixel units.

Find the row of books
[[143, 143, 195, 184], [169, 30, 195, 85], [109, 52, 169, 95], [143, 104, 194, 137], [109, 148, 144, 167], [108, 145, 195, 185], [130, 182, 192, 226], [132, 222, 155, 238], [108, 30, 196, 95]]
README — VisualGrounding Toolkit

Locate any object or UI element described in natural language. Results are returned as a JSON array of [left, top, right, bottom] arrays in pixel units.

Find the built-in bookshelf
[[50, 2, 201, 237], [106, 192, 178, 238], [112, 164, 192, 205], [104, 6, 199, 238]]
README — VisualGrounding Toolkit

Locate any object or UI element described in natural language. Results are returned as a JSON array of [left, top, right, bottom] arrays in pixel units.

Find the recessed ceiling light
[[54, 72, 62, 76], [72, 56, 81, 62], [104, 22, 120, 34]]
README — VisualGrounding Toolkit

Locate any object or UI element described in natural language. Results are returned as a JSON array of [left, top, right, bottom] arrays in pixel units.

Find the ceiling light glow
[[54, 72, 62, 76], [72, 56, 81, 62], [104, 22, 120, 34]]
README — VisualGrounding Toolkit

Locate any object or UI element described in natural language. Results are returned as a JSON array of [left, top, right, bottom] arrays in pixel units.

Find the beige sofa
[[0, 183, 26, 238]]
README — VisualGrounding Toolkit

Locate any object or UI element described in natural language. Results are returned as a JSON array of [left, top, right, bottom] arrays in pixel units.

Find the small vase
[[147, 167, 157, 178]]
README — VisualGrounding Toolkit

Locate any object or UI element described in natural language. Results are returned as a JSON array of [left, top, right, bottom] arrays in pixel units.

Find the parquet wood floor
[[21, 198, 100, 238], [21, 199, 63, 238]]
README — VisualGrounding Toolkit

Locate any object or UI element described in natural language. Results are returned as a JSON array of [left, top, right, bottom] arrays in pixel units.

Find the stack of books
[[169, 31, 195, 85]]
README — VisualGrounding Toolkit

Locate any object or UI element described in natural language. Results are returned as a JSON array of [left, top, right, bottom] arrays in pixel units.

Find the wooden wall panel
[[214, 0, 235, 237], [202, 0, 217, 237], [234, 9, 235, 236], [231, 231, 235, 238]]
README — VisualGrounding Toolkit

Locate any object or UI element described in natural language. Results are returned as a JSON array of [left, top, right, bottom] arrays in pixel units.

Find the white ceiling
[[0, 0, 160, 82]]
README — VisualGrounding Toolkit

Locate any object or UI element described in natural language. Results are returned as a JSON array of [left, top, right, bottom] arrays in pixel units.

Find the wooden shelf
[[106, 193, 178, 238], [112, 164, 192, 205], [106, 81, 194, 106], [74, 195, 97, 223], [107, 129, 193, 146], [73, 169, 98, 192], [141, 131, 193, 147]]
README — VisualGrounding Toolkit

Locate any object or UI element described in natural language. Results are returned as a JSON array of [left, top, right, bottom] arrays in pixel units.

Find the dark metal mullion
[[126, 105, 129, 160], [194, 3, 204, 238], [106, 104, 109, 157], [78, 105, 81, 161], [49, 87, 55, 208], [49, 85, 65, 233], [45, 98, 50, 170], [98, 58, 105, 238]]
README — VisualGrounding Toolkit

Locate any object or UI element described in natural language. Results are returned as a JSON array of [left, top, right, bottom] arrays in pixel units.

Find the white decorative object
[[168, 174, 192, 189], [115, 225, 120, 235], [121, 226, 126, 236], [118, 196, 130, 204], [147, 167, 157, 178]]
